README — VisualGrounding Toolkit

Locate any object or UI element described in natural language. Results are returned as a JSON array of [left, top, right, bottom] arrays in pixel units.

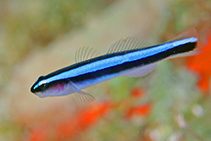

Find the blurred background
[[0, 0, 211, 140]]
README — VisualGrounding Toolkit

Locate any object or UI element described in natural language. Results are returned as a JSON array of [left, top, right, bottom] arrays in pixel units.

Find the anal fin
[[122, 63, 157, 77]]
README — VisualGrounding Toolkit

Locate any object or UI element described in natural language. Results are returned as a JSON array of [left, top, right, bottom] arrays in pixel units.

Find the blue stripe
[[42, 37, 197, 85]]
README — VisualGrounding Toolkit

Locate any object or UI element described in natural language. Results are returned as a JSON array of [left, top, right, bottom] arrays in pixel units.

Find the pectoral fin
[[73, 91, 95, 103]]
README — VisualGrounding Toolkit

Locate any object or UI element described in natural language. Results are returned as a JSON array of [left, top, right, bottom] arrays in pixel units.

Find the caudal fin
[[168, 27, 202, 59]]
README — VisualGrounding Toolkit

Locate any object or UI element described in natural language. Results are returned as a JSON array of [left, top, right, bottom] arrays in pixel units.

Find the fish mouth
[[30, 84, 35, 93], [30, 88, 36, 94], [30, 82, 40, 93]]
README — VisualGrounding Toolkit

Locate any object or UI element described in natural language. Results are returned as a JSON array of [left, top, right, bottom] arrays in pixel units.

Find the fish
[[30, 27, 202, 102]]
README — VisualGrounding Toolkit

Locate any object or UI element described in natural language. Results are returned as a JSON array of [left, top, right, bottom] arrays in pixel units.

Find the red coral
[[56, 101, 112, 139], [125, 103, 151, 119], [23, 101, 112, 140], [130, 87, 145, 98], [25, 125, 49, 141], [187, 32, 211, 93]]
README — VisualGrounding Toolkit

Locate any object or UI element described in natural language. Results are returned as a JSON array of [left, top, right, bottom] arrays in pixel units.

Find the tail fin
[[168, 27, 202, 59]]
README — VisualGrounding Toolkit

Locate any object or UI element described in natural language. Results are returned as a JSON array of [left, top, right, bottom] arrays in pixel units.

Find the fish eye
[[40, 84, 46, 88]]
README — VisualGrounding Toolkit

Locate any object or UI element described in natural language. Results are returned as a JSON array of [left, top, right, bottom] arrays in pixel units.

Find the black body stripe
[[44, 43, 164, 79], [32, 42, 196, 92], [67, 42, 196, 83]]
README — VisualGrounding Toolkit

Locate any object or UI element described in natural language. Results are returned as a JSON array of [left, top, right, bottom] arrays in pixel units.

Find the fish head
[[31, 76, 76, 98]]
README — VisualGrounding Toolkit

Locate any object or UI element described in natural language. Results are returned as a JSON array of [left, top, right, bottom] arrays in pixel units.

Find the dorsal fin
[[75, 47, 100, 63], [107, 37, 149, 54]]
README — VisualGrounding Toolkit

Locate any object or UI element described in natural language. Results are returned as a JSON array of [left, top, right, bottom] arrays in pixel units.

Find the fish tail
[[168, 27, 202, 59]]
